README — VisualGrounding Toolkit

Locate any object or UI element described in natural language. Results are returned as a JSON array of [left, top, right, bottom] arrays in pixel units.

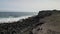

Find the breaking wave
[[0, 15, 32, 23]]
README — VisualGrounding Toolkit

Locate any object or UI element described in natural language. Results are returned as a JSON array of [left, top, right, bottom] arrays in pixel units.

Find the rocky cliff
[[0, 10, 60, 34], [32, 10, 60, 34]]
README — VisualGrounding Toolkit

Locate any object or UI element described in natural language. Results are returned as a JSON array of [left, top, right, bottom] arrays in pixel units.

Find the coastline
[[0, 10, 60, 34]]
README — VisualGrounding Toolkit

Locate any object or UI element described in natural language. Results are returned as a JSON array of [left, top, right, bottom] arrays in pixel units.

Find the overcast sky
[[0, 0, 60, 12]]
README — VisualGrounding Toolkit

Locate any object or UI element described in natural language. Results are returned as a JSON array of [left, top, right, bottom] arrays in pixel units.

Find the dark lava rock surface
[[0, 10, 60, 34]]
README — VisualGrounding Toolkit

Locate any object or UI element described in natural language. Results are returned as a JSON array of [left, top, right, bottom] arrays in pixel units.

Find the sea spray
[[0, 15, 33, 23]]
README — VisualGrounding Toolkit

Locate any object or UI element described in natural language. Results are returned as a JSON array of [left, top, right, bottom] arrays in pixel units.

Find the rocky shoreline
[[0, 10, 60, 34]]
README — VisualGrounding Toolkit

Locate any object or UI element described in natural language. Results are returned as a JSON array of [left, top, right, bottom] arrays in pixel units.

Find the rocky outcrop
[[0, 10, 60, 34], [32, 10, 60, 34]]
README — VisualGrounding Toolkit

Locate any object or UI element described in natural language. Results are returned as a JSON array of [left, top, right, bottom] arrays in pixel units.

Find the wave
[[0, 15, 33, 23]]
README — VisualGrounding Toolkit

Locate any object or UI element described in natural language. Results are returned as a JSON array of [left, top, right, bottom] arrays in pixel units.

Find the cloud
[[0, 0, 60, 12]]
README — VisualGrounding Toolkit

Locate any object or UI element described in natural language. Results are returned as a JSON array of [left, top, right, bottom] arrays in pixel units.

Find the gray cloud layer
[[0, 0, 60, 12]]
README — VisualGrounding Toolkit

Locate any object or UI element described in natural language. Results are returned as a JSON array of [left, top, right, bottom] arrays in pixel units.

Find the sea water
[[0, 12, 37, 23]]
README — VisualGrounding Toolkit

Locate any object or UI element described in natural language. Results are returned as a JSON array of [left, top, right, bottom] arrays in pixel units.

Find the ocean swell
[[0, 15, 32, 23]]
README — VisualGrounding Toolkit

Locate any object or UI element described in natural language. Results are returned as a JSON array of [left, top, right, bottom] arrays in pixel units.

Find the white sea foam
[[0, 15, 33, 23]]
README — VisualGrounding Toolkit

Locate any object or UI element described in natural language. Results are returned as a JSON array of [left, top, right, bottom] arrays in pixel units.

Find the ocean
[[0, 12, 37, 23]]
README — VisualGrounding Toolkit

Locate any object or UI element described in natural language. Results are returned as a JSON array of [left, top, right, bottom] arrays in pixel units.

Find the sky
[[0, 0, 60, 12]]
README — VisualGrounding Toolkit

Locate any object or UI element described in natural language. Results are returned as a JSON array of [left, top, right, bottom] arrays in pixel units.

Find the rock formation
[[0, 10, 60, 34]]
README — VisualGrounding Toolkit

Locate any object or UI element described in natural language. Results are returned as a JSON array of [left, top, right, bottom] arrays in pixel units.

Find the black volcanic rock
[[0, 10, 60, 34], [37, 10, 52, 18], [32, 10, 60, 34]]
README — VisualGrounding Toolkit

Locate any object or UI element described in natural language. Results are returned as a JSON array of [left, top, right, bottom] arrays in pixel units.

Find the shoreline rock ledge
[[0, 10, 60, 34]]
